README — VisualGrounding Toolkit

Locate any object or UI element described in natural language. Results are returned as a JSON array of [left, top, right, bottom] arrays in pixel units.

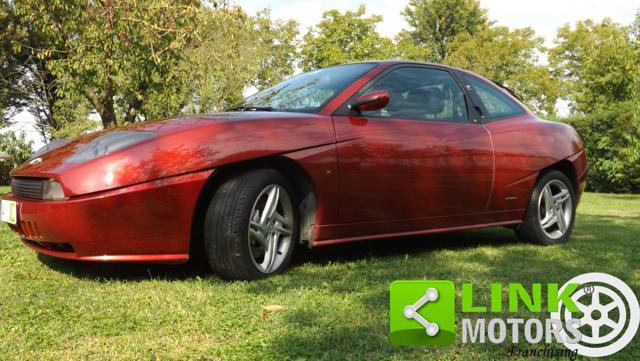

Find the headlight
[[42, 179, 66, 201], [65, 131, 158, 163]]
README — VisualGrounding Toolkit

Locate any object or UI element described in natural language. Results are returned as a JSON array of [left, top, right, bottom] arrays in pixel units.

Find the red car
[[1, 61, 586, 280]]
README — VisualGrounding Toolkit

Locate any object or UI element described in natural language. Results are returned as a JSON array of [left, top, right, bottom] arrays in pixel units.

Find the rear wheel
[[516, 170, 576, 245], [204, 169, 298, 280]]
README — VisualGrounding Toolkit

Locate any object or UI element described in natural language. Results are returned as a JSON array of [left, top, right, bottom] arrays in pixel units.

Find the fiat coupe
[[1, 61, 587, 280]]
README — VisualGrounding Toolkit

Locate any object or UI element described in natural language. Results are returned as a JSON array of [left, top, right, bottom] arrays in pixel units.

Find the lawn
[[0, 188, 638, 360]]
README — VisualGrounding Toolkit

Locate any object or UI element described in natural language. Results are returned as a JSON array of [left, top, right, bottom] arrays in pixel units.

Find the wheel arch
[[538, 159, 578, 194], [189, 155, 318, 259]]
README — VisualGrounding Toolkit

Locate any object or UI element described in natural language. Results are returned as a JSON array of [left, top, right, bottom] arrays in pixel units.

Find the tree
[[49, 96, 98, 139], [7, 0, 91, 142], [300, 5, 393, 71], [550, 15, 640, 193], [14, 0, 202, 129], [549, 18, 637, 113], [402, 0, 489, 61], [563, 102, 639, 193], [445, 26, 560, 116], [0, 131, 32, 185], [632, 11, 640, 122], [0, 131, 32, 168], [392, 31, 433, 61], [251, 10, 299, 90], [180, 6, 299, 113], [9, 1, 298, 131], [0, 1, 27, 126]]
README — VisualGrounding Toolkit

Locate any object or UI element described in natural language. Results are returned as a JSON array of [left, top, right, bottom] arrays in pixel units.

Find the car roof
[[350, 60, 481, 78]]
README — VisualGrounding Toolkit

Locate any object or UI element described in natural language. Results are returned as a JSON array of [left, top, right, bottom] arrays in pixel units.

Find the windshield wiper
[[228, 105, 275, 112]]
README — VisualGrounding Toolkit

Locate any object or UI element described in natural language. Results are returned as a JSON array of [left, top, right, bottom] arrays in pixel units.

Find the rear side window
[[460, 74, 525, 120]]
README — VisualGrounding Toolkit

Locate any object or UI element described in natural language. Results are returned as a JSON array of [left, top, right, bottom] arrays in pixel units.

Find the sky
[[7, 0, 638, 149]]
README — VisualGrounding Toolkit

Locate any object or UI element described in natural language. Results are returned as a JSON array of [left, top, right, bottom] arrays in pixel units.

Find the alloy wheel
[[537, 179, 572, 239], [248, 184, 294, 273]]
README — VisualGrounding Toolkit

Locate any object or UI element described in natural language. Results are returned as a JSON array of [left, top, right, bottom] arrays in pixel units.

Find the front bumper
[[3, 170, 212, 263]]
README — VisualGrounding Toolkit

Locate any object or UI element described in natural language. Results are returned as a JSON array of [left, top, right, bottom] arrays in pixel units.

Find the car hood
[[11, 112, 335, 197]]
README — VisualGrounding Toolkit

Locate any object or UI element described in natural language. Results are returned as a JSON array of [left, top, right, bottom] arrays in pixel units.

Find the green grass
[[0, 189, 638, 360]]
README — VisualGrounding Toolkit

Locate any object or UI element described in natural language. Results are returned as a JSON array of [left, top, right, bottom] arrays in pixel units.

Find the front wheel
[[204, 169, 298, 280], [516, 170, 576, 245]]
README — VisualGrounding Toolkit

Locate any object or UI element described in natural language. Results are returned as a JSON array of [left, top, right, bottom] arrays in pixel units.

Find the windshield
[[233, 63, 377, 113]]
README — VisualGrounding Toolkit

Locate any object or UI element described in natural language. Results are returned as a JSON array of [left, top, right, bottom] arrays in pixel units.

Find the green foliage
[[632, 12, 640, 126], [0, 1, 28, 125], [15, 0, 201, 128], [562, 102, 639, 193], [1, 0, 67, 141], [0, 131, 32, 184], [9, 1, 298, 127], [551, 16, 639, 194], [391, 31, 433, 61], [0, 131, 31, 166], [182, 7, 298, 113], [403, 0, 489, 61], [251, 10, 299, 90], [50, 97, 99, 139], [550, 19, 638, 113], [300, 5, 393, 71], [445, 26, 560, 116]]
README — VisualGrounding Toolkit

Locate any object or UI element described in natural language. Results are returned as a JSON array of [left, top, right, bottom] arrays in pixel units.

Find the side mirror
[[349, 90, 390, 113]]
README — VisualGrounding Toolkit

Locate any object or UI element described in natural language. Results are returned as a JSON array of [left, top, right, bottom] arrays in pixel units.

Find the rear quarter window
[[459, 74, 525, 120]]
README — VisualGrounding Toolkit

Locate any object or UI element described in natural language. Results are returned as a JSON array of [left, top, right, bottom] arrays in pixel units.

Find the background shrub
[[562, 102, 640, 193]]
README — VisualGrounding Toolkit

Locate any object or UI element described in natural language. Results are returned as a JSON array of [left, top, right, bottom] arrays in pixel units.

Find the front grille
[[11, 177, 45, 200]]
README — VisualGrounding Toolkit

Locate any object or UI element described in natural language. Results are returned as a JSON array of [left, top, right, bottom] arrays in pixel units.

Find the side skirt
[[312, 220, 521, 247]]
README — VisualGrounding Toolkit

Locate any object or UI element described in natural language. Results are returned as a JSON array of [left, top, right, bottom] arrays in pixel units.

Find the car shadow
[[37, 226, 519, 282]]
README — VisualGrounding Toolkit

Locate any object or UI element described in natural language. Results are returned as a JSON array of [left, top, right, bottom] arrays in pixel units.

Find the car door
[[454, 71, 552, 213], [331, 66, 494, 236]]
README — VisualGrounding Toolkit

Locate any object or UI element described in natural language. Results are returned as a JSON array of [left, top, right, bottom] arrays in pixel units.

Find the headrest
[[407, 87, 445, 114]]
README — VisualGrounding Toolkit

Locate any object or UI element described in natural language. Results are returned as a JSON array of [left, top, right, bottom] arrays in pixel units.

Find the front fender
[[11, 114, 336, 197]]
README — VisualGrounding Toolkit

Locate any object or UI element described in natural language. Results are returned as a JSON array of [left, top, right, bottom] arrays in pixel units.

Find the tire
[[516, 170, 576, 245], [204, 169, 298, 280]]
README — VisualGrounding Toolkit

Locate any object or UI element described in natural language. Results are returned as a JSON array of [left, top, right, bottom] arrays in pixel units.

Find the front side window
[[359, 67, 468, 122], [236, 63, 376, 113], [459, 74, 525, 120]]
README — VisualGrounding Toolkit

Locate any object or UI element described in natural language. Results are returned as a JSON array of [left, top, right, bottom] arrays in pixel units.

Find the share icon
[[402, 287, 440, 336]]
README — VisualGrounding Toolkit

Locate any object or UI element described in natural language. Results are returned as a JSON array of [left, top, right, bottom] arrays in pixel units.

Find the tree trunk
[[99, 100, 117, 129], [83, 88, 117, 129], [28, 59, 60, 142]]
